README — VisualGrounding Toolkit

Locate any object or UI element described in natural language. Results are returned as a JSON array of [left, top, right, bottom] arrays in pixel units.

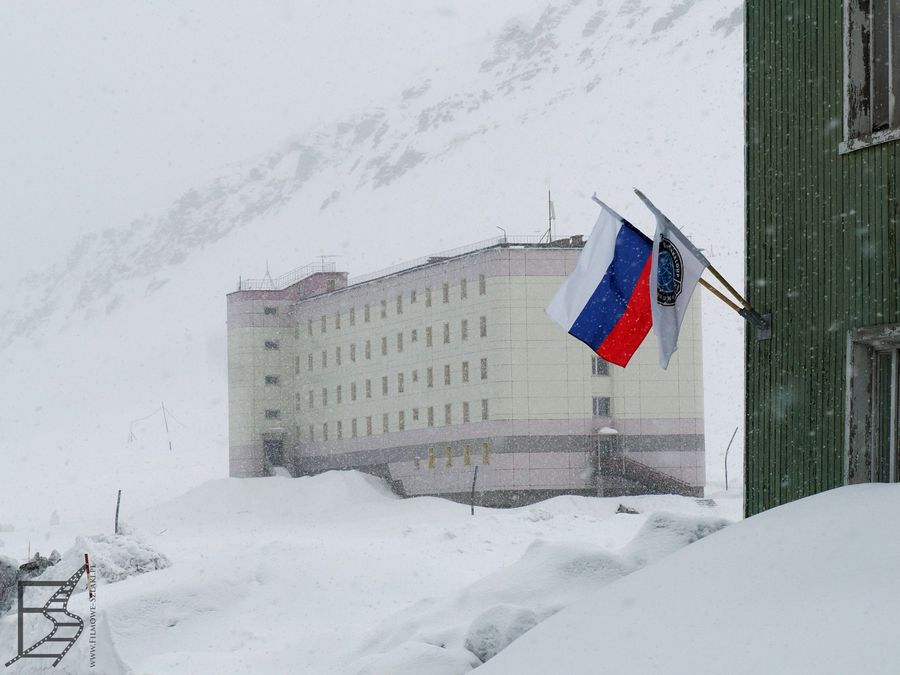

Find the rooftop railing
[[238, 234, 577, 291]]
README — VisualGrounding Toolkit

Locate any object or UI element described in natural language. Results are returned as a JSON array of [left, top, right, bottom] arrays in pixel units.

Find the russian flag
[[545, 200, 653, 367]]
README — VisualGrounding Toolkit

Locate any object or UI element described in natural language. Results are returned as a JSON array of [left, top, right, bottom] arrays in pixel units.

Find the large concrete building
[[227, 236, 705, 503]]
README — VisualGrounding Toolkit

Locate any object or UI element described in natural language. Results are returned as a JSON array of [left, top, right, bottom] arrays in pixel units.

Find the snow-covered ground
[[481, 483, 900, 675], [0, 471, 741, 673]]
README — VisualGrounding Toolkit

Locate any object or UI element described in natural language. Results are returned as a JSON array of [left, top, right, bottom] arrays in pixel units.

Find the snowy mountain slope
[[0, 0, 744, 526]]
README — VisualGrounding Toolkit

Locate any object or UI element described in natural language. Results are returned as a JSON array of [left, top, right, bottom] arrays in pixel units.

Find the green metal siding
[[745, 1, 900, 516]]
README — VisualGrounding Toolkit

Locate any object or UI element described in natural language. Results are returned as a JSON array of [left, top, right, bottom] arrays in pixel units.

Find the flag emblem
[[656, 237, 683, 306]]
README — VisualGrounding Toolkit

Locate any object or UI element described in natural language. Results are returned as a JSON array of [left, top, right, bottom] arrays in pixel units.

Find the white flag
[[635, 189, 709, 369]]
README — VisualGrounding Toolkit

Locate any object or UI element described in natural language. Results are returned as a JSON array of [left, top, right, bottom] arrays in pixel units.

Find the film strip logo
[[5, 554, 91, 668]]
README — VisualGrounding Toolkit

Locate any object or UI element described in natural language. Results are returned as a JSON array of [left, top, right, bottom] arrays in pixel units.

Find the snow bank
[[480, 484, 900, 675], [351, 511, 728, 672]]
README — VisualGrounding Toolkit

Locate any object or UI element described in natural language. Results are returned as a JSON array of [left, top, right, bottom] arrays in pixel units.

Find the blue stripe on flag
[[568, 222, 652, 351]]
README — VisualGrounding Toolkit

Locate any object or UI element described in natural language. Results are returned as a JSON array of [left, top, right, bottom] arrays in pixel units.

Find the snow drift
[[479, 484, 900, 675]]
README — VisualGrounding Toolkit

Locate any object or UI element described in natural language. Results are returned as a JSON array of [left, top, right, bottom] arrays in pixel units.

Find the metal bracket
[[740, 309, 772, 341]]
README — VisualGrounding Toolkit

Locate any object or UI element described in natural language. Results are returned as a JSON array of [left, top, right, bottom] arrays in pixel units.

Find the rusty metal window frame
[[842, 0, 900, 152]]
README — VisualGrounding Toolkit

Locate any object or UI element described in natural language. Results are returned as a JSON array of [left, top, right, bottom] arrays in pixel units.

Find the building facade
[[228, 237, 705, 504], [745, 1, 900, 516]]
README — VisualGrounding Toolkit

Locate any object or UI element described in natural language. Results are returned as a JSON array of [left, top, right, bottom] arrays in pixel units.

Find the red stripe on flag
[[597, 257, 653, 367]]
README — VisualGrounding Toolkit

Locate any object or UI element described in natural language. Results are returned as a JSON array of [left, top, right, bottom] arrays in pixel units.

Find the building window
[[308, 319, 313, 336], [336, 346, 342, 366], [265, 409, 280, 419], [352, 418, 358, 437], [264, 340, 279, 350], [323, 422, 328, 441], [366, 379, 372, 398], [479, 274, 486, 295], [411, 328, 418, 343], [322, 387, 328, 407], [381, 336, 388, 356], [321, 350, 328, 368], [425, 287, 432, 307], [460, 278, 468, 299], [265, 375, 280, 385], [463, 401, 470, 423], [412, 407, 420, 422], [846, 325, 900, 483], [442, 283, 449, 303], [397, 332, 403, 352], [481, 399, 489, 421], [321, 315, 327, 333], [462, 361, 469, 383], [335, 312, 341, 329], [461, 319, 468, 340], [350, 307, 356, 325], [480, 316, 487, 338], [480, 358, 488, 380], [264, 306, 277, 316], [350, 343, 357, 362], [295, 356, 301, 374], [295, 395, 301, 413], [309, 424, 315, 441], [382, 376, 388, 396], [365, 340, 371, 360], [592, 356, 610, 376], [427, 406, 434, 427], [327, 279, 336, 292], [426, 326, 433, 347], [336, 384, 342, 404], [308, 354, 314, 371], [398, 372, 405, 393], [444, 364, 451, 386], [308, 390, 314, 408], [445, 446, 453, 466], [366, 416, 373, 435], [844, 0, 900, 150], [398, 410, 406, 431], [380, 299, 387, 319], [351, 382, 357, 401], [592, 396, 611, 417], [463, 444, 471, 465], [427, 367, 434, 388], [382, 413, 389, 433], [412, 369, 419, 383], [411, 290, 417, 304], [428, 447, 435, 468], [294, 325, 300, 340], [397, 295, 403, 314], [482, 442, 490, 464], [337, 420, 343, 439], [443, 322, 450, 344], [364, 304, 371, 322]]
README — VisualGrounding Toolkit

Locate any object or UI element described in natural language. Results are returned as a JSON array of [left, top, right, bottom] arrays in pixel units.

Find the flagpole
[[705, 263, 751, 310], [699, 278, 742, 312]]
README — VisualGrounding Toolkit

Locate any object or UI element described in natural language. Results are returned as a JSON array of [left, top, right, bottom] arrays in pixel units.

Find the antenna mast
[[547, 191, 556, 243]]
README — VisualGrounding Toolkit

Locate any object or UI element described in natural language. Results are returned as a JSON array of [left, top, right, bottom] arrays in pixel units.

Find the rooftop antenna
[[318, 254, 337, 270], [263, 259, 275, 290], [547, 191, 556, 243]]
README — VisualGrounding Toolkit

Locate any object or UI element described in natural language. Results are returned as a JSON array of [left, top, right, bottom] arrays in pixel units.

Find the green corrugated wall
[[745, 1, 900, 516]]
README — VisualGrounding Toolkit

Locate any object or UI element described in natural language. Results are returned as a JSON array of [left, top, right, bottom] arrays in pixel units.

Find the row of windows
[[303, 399, 491, 441], [300, 360, 489, 409], [415, 443, 491, 468], [270, 396, 606, 425], [292, 316, 488, 370], [304, 275, 488, 335]]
